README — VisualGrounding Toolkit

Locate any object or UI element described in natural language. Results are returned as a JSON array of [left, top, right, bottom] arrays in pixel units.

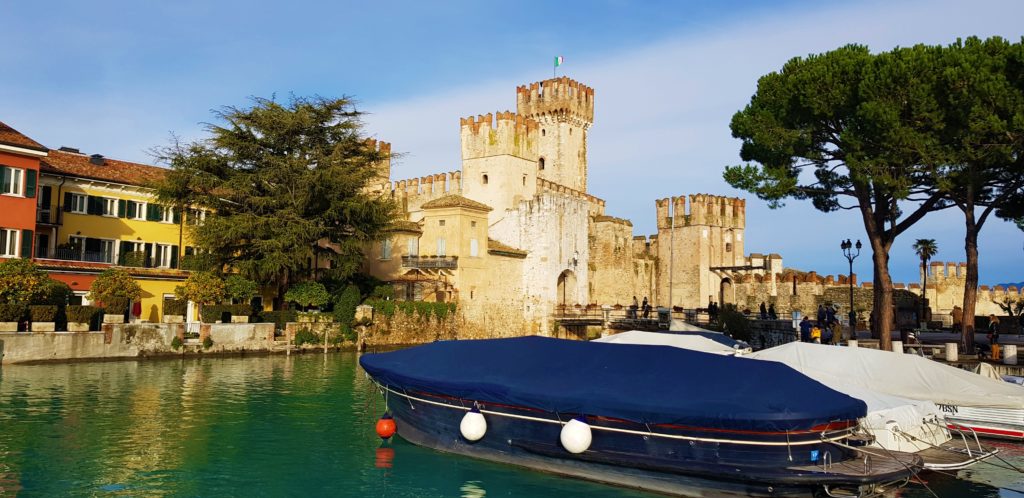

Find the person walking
[[630, 296, 639, 319], [759, 302, 768, 320], [817, 304, 827, 329], [768, 303, 777, 321], [988, 314, 1001, 346], [951, 305, 963, 334], [799, 316, 812, 343], [641, 296, 650, 319]]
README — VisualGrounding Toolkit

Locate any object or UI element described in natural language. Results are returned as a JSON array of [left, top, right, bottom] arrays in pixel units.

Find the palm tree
[[913, 239, 938, 325]]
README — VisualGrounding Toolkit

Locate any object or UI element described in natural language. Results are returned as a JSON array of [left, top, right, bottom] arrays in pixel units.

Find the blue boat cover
[[360, 336, 867, 431]]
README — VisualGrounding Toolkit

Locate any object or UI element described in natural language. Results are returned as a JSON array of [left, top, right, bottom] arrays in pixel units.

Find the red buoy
[[376, 413, 397, 439]]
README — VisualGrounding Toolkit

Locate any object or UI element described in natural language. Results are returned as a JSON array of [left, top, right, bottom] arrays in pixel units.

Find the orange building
[[0, 122, 47, 260]]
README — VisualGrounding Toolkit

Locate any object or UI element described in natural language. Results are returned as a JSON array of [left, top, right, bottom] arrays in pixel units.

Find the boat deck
[[786, 447, 921, 481], [917, 440, 998, 470]]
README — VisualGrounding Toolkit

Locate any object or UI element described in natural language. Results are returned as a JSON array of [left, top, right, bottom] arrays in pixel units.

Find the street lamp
[[841, 239, 862, 339]]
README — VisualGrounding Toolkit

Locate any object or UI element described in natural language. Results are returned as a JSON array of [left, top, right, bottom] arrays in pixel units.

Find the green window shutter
[[25, 169, 36, 198], [87, 196, 101, 215], [126, 201, 136, 219], [0, 166, 8, 193], [63, 192, 73, 212], [118, 199, 127, 218], [172, 208, 181, 224], [170, 245, 179, 269], [184, 246, 194, 256], [20, 229, 33, 258], [146, 204, 160, 221]]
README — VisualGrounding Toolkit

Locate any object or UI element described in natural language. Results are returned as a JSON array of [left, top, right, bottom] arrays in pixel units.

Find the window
[[407, 237, 418, 257], [0, 229, 18, 257], [98, 239, 115, 264], [102, 197, 118, 217], [470, 239, 478, 257], [538, 157, 545, 171], [380, 238, 392, 260], [541, 129, 546, 137], [437, 238, 446, 257], [1, 167, 23, 196], [726, 242, 733, 252], [154, 244, 173, 268], [69, 236, 85, 259], [70, 194, 87, 214], [126, 201, 146, 220], [161, 206, 175, 223], [482, 174, 488, 185], [187, 209, 206, 225], [438, 219, 445, 226], [470, 221, 476, 228]]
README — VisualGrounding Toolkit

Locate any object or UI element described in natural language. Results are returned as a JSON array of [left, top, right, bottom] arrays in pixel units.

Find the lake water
[[1, 352, 1023, 497]]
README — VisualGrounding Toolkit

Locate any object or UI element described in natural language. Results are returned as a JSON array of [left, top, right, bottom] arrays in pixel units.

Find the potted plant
[[29, 305, 58, 332], [0, 303, 25, 332], [88, 268, 142, 324], [224, 275, 259, 323], [66, 305, 100, 332], [174, 271, 225, 323], [162, 298, 187, 323]]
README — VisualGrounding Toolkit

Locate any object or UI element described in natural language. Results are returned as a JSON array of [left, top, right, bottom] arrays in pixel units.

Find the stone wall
[[1, 322, 276, 365]]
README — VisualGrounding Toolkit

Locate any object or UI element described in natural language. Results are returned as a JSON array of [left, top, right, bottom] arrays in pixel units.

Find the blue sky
[[3, 0, 1023, 285]]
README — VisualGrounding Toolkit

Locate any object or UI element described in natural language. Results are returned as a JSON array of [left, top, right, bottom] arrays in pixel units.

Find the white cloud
[[365, 0, 1024, 284]]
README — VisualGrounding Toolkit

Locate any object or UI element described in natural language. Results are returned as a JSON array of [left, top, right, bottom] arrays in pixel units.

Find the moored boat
[[360, 336, 922, 497]]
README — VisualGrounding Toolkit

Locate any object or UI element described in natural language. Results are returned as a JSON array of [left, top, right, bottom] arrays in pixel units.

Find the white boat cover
[[594, 330, 740, 355], [749, 342, 1024, 410]]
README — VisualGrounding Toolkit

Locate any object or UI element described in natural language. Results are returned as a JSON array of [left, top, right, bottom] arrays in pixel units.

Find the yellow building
[[34, 148, 205, 322]]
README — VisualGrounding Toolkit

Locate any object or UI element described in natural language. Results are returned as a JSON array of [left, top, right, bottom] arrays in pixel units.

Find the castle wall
[[461, 156, 537, 225], [490, 191, 591, 330]]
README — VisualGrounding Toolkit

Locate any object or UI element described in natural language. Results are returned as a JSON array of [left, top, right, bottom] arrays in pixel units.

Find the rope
[[375, 382, 851, 447]]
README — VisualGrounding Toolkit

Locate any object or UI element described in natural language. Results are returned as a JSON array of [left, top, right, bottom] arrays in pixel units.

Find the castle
[[362, 76, 1022, 334]]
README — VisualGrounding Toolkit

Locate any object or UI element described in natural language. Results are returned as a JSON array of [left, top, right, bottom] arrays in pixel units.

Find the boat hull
[[939, 405, 1024, 440], [380, 387, 918, 498]]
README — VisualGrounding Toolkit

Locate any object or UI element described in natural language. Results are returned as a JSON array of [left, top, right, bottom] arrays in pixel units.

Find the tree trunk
[[922, 260, 928, 326], [962, 210, 980, 353], [869, 238, 895, 351], [274, 269, 290, 311]]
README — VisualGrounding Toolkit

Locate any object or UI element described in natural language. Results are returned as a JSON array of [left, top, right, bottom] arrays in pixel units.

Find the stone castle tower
[[516, 77, 594, 192]]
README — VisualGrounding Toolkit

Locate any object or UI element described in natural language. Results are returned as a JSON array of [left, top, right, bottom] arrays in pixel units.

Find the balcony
[[40, 247, 115, 265], [401, 255, 458, 269], [36, 210, 62, 225]]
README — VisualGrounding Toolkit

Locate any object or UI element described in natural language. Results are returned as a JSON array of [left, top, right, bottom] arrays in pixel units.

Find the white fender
[[560, 417, 592, 454], [460, 408, 487, 442]]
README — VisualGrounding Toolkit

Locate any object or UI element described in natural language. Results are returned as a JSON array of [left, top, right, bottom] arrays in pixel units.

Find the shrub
[[200, 305, 231, 323], [175, 272, 225, 322], [0, 303, 26, 322], [340, 324, 357, 342], [163, 299, 187, 316], [119, 251, 147, 268], [376, 299, 395, 318], [333, 284, 361, 325], [0, 259, 50, 306], [227, 303, 252, 317], [285, 281, 330, 309], [370, 284, 394, 300], [66, 305, 100, 324], [294, 327, 319, 346], [89, 268, 142, 313], [224, 275, 259, 303], [433, 302, 451, 320], [29, 305, 58, 322], [259, 310, 298, 330], [202, 336, 213, 349], [171, 336, 183, 350], [34, 279, 72, 306]]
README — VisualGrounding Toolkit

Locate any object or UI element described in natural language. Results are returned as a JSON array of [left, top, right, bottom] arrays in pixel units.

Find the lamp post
[[841, 239, 862, 338]]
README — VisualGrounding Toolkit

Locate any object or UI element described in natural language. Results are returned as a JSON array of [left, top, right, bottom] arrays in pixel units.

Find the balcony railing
[[401, 255, 458, 269], [42, 247, 115, 264], [36, 210, 62, 225]]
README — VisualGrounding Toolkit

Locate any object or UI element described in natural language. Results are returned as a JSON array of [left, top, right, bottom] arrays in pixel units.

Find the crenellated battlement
[[460, 111, 539, 160], [656, 194, 746, 229], [924, 261, 968, 281], [363, 138, 393, 193], [516, 77, 594, 126], [387, 170, 463, 212], [537, 178, 605, 209]]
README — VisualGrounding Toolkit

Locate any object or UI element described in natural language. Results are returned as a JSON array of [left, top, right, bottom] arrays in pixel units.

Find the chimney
[[89, 154, 105, 166], [58, 146, 80, 153]]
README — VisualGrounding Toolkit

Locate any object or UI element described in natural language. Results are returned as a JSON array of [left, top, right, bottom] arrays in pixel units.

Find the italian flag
[[554, 56, 564, 67]]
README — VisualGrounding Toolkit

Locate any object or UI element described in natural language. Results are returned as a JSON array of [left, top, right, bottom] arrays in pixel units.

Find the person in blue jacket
[[799, 316, 813, 342]]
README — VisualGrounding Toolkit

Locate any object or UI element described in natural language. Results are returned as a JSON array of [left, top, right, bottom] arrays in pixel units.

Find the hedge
[[227, 304, 253, 316], [67, 305, 101, 324], [163, 299, 187, 316], [29, 305, 58, 322], [0, 303, 26, 322], [201, 304, 232, 323], [259, 310, 298, 330]]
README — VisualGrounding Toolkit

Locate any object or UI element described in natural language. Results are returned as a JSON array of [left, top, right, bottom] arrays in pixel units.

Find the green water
[[0, 353, 1022, 497]]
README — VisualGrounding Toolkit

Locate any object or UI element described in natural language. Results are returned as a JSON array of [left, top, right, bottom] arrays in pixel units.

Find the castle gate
[[720, 277, 734, 306], [557, 270, 578, 307]]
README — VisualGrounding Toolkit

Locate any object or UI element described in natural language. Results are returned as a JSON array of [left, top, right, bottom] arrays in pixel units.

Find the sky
[[2, 0, 1023, 285]]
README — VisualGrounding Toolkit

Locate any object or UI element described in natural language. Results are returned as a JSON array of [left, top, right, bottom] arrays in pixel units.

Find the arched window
[[541, 128, 546, 137], [482, 174, 488, 184], [538, 157, 545, 170]]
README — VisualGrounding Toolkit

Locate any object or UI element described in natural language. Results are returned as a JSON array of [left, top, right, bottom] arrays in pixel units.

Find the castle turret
[[516, 77, 594, 192], [460, 111, 540, 224]]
